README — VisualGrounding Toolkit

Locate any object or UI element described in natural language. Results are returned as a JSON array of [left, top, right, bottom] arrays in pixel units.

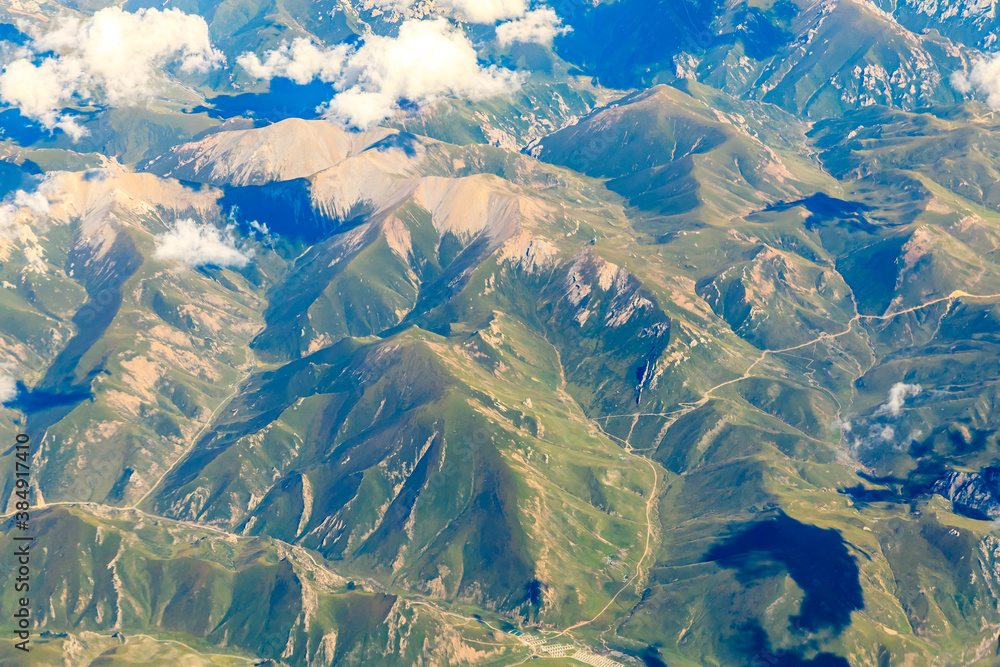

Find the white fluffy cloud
[[952, 57, 1000, 107], [496, 8, 570, 46], [154, 219, 252, 268], [438, 0, 528, 23], [0, 57, 89, 139], [846, 382, 924, 455], [0, 188, 50, 238], [241, 18, 519, 129], [238, 39, 349, 85], [874, 382, 922, 417], [0, 373, 16, 404], [834, 416, 852, 433], [0, 7, 223, 138], [951, 70, 974, 94]]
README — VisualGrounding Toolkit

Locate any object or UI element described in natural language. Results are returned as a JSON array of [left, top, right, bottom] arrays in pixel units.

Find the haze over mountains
[[2, 1, 1000, 665]]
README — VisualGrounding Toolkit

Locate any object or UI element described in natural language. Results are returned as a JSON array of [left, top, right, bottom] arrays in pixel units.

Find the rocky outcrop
[[933, 468, 1000, 519]]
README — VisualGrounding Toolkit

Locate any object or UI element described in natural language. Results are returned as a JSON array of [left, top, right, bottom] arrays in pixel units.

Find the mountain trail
[[595, 289, 1000, 425], [545, 288, 1000, 641], [130, 346, 260, 511]]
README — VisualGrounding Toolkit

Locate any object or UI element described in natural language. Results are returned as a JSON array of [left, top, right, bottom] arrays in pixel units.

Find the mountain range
[[2, 1, 1000, 665]]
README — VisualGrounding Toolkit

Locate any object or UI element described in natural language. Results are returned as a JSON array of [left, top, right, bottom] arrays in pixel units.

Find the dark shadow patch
[[0, 22, 29, 45], [525, 578, 546, 606], [764, 192, 878, 233], [0, 108, 49, 145], [0, 107, 91, 145], [733, 7, 793, 59], [704, 511, 863, 634], [220, 178, 366, 245], [0, 159, 43, 200], [555, 0, 724, 89], [770, 0, 800, 21], [736, 621, 852, 666], [638, 645, 668, 667], [107, 468, 135, 503], [366, 131, 422, 157], [7, 382, 95, 413], [13, 230, 143, 437], [191, 78, 338, 124], [838, 458, 1000, 522]]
